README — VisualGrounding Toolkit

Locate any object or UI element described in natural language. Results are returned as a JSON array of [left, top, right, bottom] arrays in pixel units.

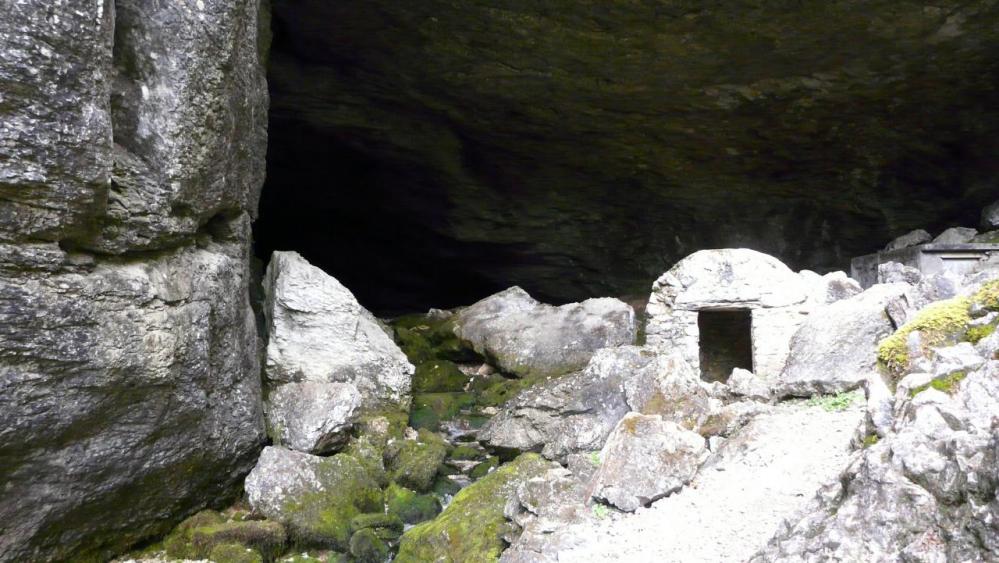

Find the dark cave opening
[[254, 1, 999, 317]]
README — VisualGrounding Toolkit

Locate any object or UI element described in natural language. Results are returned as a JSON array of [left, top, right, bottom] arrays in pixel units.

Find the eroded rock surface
[[452, 287, 636, 378], [266, 382, 362, 455]]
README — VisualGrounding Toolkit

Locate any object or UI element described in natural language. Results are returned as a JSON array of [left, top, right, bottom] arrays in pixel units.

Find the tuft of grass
[[806, 391, 857, 412], [591, 504, 609, 519]]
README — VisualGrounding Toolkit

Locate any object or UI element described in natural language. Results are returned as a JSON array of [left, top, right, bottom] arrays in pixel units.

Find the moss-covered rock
[[342, 434, 388, 487], [395, 453, 554, 563], [973, 279, 999, 312], [385, 482, 442, 525], [909, 371, 968, 397], [469, 456, 501, 480], [878, 297, 972, 380], [349, 513, 404, 535], [209, 543, 265, 563], [393, 314, 479, 365], [348, 528, 390, 563], [164, 510, 226, 559], [449, 445, 482, 461], [388, 429, 449, 491], [409, 392, 476, 430], [412, 360, 472, 393], [245, 448, 383, 551]]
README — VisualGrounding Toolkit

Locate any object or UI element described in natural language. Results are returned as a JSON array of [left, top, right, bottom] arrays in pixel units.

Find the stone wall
[[0, 1, 268, 560]]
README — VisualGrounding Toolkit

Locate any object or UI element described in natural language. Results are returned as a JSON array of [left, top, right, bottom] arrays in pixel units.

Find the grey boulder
[[267, 382, 363, 454], [589, 413, 708, 512], [775, 283, 912, 397], [263, 251, 413, 407], [452, 287, 636, 378], [932, 227, 978, 245], [884, 229, 932, 251], [477, 348, 632, 461], [727, 368, 772, 401]]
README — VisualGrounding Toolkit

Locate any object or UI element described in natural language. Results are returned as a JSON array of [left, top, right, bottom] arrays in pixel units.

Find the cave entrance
[[697, 309, 753, 383]]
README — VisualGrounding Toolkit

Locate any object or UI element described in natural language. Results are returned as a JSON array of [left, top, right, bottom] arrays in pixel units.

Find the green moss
[[972, 279, 999, 311], [591, 505, 610, 519], [432, 475, 463, 499], [967, 322, 997, 344], [473, 376, 537, 407], [395, 454, 553, 563], [449, 445, 482, 460], [412, 360, 472, 393], [587, 451, 602, 466], [342, 435, 387, 487], [392, 314, 480, 365], [349, 513, 403, 535], [469, 456, 500, 479], [409, 392, 477, 431], [348, 529, 390, 563], [209, 543, 264, 563], [279, 454, 383, 551], [388, 429, 449, 491], [909, 371, 968, 398], [862, 434, 880, 448], [163, 510, 227, 559], [188, 520, 286, 561], [877, 297, 972, 380], [385, 482, 442, 525]]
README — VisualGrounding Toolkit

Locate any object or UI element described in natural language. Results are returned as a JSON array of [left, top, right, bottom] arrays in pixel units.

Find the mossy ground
[[412, 360, 472, 393]]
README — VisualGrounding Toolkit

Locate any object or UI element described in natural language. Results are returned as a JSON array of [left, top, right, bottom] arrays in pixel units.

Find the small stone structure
[[851, 243, 999, 288], [646, 249, 814, 381]]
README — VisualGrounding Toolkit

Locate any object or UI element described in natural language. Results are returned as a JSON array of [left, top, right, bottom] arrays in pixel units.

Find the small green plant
[[862, 434, 879, 448], [591, 504, 609, 519], [587, 451, 601, 466], [806, 391, 857, 412]]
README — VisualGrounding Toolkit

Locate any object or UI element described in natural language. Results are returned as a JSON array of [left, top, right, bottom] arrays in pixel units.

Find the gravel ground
[[546, 399, 865, 562]]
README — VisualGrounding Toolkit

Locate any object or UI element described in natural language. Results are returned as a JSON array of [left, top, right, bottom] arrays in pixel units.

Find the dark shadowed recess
[[255, 0, 999, 316]]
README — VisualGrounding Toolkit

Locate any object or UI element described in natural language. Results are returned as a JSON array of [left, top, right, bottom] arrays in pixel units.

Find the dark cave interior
[[254, 1, 999, 316]]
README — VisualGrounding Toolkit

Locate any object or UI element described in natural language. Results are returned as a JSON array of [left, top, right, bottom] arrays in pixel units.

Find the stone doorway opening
[[697, 309, 753, 383]]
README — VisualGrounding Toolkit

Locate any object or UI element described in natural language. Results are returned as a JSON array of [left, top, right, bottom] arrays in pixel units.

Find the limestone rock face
[[452, 286, 636, 378], [727, 368, 772, 401], [589, 413, 708, 512], [0, 0, 114, 243], [244, 447, 382, 550], [0, 1, 268, 560], [0, 238, 265, 562], [267, 382, 362, 455], [775, 283, 912, 397], [265, 1, 999, 308], [755, 334, 999, 562], [263, 251, 413, 407]]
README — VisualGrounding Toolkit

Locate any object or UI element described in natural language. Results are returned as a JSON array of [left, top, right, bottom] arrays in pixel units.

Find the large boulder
[[588, 413, 708, 512], [775, 283, 912, 397], [932, 227, 978, 245], [476, 350, 632, 461], [267, 382, 363, 455], [0, 239, 265, 562], [244, 446, 382, 550], [395, 453, 557, 563], [451, 287, 636, 378], [884, 229, 932, 251], [263, 251, 413, 407]]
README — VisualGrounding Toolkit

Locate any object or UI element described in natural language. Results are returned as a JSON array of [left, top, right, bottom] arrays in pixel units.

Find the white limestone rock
[[932, 226, 978, 245], [728, 368, 772, 401], [589, 413, 708, 512], [775, 283, 912, 397], [263, 251, 413, 407], [267, 382, 363, 454]]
